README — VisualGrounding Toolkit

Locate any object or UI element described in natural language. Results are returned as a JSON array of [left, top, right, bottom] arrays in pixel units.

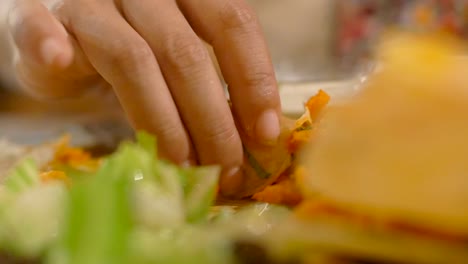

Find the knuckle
[[219, 2, 257, 30], [157, 122, 186, 144], [202, 119, 238, 146], [195, 115, 243, 165], [243, 70, 276, 90], [163, 35, 209, 72], [109, 39, 154, 71], [158, 130, 191, 162]]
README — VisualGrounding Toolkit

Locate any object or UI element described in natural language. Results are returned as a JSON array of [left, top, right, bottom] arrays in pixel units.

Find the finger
[[68, 0, 195, 164], [121, 1, 243, 171], [8, 0, 73, 69], [179, 0, 282, 145], [9, 0, 99, 98]]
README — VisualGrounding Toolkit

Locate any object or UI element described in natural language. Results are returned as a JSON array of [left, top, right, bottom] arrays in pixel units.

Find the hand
[[8, 0, 281, 195]]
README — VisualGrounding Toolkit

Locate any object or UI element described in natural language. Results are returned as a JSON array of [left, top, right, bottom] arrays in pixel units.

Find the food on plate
[[264, 32, 468, 264], [6, 31, 468, 264], [0, 132, 223, 264], [0, 131, 311, 264], [0, 87, 330, 264]]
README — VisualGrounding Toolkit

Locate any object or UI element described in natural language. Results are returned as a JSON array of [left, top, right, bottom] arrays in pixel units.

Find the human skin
[[7, 0, 282, 195]]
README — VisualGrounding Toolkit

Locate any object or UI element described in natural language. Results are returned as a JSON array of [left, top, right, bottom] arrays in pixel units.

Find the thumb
[[8, 0, 73, 69]]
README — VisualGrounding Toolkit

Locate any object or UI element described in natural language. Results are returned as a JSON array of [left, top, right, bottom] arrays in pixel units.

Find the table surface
[[0, 90, 133, 149]]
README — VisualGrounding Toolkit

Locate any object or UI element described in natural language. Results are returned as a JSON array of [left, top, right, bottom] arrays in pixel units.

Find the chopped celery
[[47, 145, 134, 264], [130, 227, 234, 264], [4, 158, 40, 193], [0, 157, 67, 258], [183, 166, 220, 223]]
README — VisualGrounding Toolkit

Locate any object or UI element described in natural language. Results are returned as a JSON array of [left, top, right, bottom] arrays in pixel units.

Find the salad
[[0, 132, 287, 264], [0, 89, 328, 264]]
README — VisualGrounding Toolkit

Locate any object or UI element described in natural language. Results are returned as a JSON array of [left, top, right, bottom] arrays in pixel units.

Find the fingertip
[[9, 0, 74, 70]]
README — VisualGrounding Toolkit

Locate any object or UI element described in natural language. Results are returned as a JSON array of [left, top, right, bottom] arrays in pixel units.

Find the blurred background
[[0, 0, 467, 146], [249, 0, 468, 82]]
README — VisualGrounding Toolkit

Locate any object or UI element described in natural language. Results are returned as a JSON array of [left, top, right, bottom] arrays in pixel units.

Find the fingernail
[[40, 38, 63, 67], [220, 166, 243, 197], [181, 159, 196, 168], [255, 109, 280, 145]]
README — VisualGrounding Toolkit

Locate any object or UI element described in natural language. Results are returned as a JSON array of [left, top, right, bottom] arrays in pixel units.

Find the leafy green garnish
[[48, 145, 134, 264], [130, 227, 234, 264], [136, 130, 157, 158], [46, 131, 223, 264]]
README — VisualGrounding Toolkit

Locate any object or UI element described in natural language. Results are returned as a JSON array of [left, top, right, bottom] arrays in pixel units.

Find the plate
[[279, 79, 359, 117]]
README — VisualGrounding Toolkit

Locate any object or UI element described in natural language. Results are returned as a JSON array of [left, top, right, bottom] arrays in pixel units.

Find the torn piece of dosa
[[234, 116, 295, 198]]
